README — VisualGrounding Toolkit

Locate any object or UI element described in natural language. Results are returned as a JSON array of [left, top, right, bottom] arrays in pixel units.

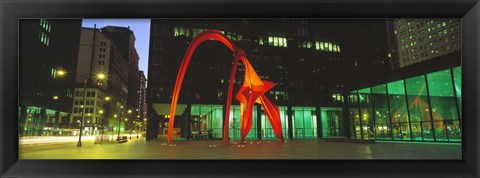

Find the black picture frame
[[1, 0, 479, 177]]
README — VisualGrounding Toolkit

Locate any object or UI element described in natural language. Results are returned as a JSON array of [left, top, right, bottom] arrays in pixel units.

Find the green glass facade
[[191, 105, 223, 138], [320, 107, 342, 137], [260, 106, 288, 139], [292, 107, 317, 138], [348, 67, 461, 142]]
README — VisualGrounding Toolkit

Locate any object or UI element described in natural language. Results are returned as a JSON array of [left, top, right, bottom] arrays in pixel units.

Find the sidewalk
[[19, 138, 461, 160]]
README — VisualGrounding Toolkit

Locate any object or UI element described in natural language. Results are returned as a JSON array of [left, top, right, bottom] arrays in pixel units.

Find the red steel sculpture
[[167, 30, 285, 145]]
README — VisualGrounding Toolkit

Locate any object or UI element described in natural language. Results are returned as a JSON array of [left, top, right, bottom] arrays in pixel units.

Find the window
[[372, 84, 391, 140], [406, 75, 433, 141], [51, 68, 57, 79], [387, 80, 411, 140]]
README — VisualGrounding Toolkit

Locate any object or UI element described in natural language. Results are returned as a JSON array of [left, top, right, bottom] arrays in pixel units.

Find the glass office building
[[348, 67, 461, 142]]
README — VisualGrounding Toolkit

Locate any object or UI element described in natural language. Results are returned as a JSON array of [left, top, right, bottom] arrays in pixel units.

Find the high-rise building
[[19, 19, 82, 136], [392, 19, 461, 68], [73, 27, 130, 135], [146, 19, 351, 141], [138, 71, 147, 133], [101, 26, 140, 132]]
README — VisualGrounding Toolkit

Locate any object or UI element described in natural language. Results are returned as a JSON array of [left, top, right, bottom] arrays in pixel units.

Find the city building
[[73, 27, 130, 136], [146, 19, 358, 141], [100, 26, 141, 133], [345, 18, 462, 142], [137, 70, 148, 134], [146, 19, 462, 143], [19, 19, 82, 136], [392, 18, 461, 68]]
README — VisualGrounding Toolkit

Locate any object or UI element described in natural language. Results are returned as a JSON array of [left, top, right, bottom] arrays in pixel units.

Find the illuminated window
[[174, 27, 179, 36], [328, 43, 332, 51], [51, 68, 57, 79], [333, 44, 338, 52]]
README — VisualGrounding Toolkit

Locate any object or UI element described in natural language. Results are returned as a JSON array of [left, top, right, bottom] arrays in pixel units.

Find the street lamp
[[128, 109, 132, 139], [117, 105, 124, 140], [77, 73, 105, 147]]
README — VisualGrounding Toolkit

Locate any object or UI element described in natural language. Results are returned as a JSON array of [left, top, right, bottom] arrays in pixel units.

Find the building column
[[186, 104, 192, 140], [146, 105, 158, 141], [19, 106, 28, 136], [287, 105, 293, 139], [38, 108, 47, 136], [66, 113, 71, 129], [343, 92, 351, 138], [222, 102, 227, 139], [54, 111, 60, 131], [316, 106, 322, 138], [257, 105, 262, 139]]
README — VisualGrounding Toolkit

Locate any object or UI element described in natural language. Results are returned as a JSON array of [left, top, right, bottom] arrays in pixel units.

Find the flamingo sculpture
[[166, 30, 285, 145]]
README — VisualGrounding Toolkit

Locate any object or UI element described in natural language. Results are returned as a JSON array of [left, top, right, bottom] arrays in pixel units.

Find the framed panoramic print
[[1, 0, 479, 177]]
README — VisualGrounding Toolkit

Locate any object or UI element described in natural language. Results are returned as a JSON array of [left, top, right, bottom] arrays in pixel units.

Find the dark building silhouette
[[101, 26, 140, 131], [19, 19, 82, 136]]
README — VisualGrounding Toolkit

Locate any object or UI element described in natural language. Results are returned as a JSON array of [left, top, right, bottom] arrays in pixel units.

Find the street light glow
[[128, 109, 132, 114], [57, 70, 66, 76], [53, 96, 59, 100], [97, 73, 106, 79], [114, 114, 118, 118], [105, 96, 111, 101]]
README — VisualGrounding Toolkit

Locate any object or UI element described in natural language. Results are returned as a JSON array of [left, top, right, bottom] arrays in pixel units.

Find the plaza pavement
[[19, 137, 461, 160]]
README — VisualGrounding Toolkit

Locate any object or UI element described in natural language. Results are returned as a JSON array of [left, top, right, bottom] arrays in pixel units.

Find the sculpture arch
[[167, 30, 285, 145]]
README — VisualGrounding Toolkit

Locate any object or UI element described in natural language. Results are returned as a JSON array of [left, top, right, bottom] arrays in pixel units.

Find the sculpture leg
[[223, 53, 241, 145], [260, 95, 285, 141], [240, 98, 255, 144]]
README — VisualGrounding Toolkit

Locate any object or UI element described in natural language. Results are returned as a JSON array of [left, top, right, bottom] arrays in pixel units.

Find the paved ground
[[19, 137, 461, 160]]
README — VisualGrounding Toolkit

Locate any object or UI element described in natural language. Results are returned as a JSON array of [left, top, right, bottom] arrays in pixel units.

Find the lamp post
[[117, 105, 124, 140], [77, 78, 87, 147], [128, 109, 132, 139], [77, 73, 105, 147]]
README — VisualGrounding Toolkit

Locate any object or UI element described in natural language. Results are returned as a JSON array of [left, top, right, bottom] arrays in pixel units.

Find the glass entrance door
[[191, 105, 223, 139], [321, 107, 342, 137]]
